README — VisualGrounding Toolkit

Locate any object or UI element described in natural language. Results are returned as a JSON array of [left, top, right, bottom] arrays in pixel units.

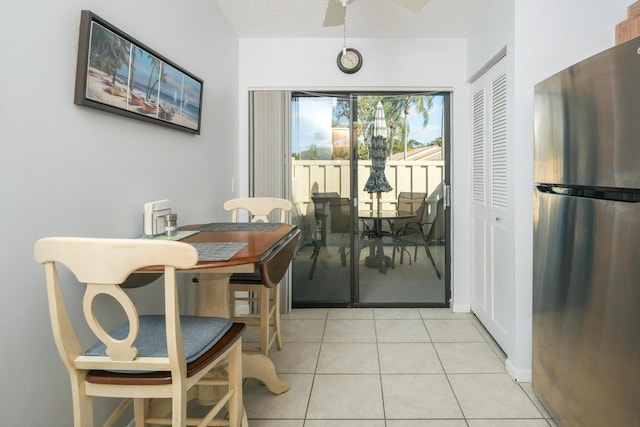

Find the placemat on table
[[196, 222, 281, 232], [145, 230, 200, 241], [190, 242, 248, 261]]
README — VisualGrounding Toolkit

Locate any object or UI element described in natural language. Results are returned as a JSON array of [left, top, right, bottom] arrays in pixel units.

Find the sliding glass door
[[289, 94, 353, 305], [289, 91, 450, 307]]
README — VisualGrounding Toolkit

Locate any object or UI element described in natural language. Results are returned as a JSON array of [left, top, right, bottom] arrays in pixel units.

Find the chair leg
[[308, 220, 324, 279], [424, 245, 442, 279], [103, 399, 133, 427], [391, 240, 408, 268], [170, 386, 187, 427], [273, 284, 283, 351], [133, 398, 147, 427], [308, 238, 320, 279], [338, 233, 348, 267], [72, 380, 94, 427], [229, 287, 237, 317], [398, 242, 412, 266], [391, 243, 397, 269], [228, 341, 244, 427], [260, 287, 270, 355], [241, 407, 249, 427]]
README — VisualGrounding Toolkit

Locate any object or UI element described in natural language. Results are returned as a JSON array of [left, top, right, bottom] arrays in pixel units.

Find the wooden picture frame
[[74, 10, 203, 134]]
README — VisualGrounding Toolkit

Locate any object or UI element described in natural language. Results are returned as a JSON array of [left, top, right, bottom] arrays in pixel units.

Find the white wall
[[237, 37, 473, 310], [466, 0, 515, 77], [466, 0, 630, 379], [0, 1, 239, 425]]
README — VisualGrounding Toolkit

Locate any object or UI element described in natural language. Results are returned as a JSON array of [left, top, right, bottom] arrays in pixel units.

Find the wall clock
[[337, 48, 363, 74]]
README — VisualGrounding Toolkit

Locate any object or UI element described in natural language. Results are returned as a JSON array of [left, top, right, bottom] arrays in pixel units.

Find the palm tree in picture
[[145, 55, 162, 99], [127, 47, 138, 92], [89, 24, 129, 85], [147, 62, 167, 99]]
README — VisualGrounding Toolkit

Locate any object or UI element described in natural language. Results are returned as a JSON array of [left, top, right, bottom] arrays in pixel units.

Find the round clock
[[337, 48, 363, 74]]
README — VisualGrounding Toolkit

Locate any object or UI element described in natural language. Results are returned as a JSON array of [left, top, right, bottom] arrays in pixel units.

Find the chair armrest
[[394, 222, 428, 238]]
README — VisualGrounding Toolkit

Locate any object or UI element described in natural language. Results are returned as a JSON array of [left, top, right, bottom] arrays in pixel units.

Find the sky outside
[[293, 96, 443, 155]]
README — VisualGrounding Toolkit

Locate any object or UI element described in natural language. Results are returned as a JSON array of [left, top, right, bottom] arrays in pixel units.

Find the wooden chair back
[[224, 197, 292, 223], [34, 237, 198, 374]]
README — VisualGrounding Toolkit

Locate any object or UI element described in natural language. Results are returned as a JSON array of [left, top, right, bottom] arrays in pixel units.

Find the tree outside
[[292, 93, 443, 161]]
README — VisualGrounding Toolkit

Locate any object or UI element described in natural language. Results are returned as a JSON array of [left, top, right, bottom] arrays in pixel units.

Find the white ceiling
[[215, 0, 481, 39]]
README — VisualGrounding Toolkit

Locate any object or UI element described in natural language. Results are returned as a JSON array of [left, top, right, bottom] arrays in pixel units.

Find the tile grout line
[[372, 311, 388, 423], [422, 310, 469, 424], [303, 310, 329, 423]]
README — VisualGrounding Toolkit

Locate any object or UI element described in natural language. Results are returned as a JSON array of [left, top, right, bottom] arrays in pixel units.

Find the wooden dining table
[[138, 222, 300, 400]]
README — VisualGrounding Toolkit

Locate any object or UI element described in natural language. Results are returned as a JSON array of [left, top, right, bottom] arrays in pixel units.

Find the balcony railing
[[292, 159, 444, 243]]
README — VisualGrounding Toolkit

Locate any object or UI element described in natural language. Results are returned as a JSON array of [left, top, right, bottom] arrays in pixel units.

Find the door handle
[[444, 184, 451, 207]]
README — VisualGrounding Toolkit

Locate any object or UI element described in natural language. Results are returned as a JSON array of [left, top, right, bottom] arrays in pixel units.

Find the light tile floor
[[242, 308, 556, 427]]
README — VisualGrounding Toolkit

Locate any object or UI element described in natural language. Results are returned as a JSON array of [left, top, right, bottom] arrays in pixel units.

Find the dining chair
[[393, 196, 444, 279], [329, 196, 351, 267], [390, 192, 427, 265], [224, 197, 292, 356], [308, 192, 340, 279], [34, 237, 247, 427]]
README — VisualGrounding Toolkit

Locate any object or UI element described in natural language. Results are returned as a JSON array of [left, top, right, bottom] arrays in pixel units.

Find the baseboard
[[451, 303, 470, 313], [506, 358, 532, 382]]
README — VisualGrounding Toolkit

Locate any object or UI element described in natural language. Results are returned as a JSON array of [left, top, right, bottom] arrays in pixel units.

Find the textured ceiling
[[215, 0, 481, 38]]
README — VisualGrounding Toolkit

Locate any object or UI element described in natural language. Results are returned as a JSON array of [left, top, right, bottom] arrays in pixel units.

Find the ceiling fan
[[323, 0, 432, 27]]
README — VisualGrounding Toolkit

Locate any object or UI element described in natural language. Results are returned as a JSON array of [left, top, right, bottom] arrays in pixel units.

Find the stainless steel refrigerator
[[533, 39, 640, 427]]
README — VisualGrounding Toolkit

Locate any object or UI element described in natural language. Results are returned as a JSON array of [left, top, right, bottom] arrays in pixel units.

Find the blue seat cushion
[[85, 315, 233, 369]]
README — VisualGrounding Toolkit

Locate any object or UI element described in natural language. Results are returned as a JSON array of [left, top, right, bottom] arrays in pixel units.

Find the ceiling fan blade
[[323, 0, 346, 27], [391, 0, 431, 13]]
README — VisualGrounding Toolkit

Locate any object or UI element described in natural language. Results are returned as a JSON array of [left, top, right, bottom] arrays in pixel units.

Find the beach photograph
[[82, 19, 202, 132]]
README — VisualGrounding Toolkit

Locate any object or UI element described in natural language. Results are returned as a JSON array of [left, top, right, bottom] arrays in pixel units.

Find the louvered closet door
[[470, 57, 513, 353]]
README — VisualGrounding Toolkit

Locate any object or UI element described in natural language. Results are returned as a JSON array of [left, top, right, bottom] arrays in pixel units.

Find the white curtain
[[248, 90, 293, 312]]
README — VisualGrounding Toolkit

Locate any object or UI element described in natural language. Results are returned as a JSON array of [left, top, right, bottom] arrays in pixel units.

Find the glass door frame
[[291, 90, 452, 308]]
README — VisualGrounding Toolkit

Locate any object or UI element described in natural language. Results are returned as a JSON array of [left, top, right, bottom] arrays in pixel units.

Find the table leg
[[362, 219, 391, 273], [243, 353, 290, 394], [364, 238, 391, 273], [195, 273, 290, 395]]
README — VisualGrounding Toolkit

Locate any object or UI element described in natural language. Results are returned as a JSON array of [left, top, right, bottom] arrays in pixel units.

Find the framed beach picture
[[74, 10, 203, 134]]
